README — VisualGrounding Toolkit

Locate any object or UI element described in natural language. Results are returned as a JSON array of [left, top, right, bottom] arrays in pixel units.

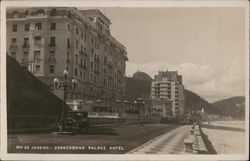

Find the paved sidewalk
[[128, 125, 192, 154]]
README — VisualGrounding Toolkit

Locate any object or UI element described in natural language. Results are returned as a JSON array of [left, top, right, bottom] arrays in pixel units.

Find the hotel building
[[6, 7, 128, 112], [151, 70, 185, 118]]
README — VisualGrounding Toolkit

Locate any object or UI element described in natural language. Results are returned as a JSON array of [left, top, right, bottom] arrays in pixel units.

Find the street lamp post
[[53, 69, 77, 133], [138, 97, 142, 126]]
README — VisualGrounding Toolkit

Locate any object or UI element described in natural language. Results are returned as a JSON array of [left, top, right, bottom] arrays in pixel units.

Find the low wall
[[7, 114, 161, 133]]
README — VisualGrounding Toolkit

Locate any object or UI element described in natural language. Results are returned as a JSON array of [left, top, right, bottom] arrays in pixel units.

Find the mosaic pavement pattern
[[129, 125, 191, 154]]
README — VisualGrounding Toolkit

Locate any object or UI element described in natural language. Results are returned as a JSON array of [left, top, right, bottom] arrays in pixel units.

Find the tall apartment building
[[6, 7, 128, 112], [151, 70, 185, 118]]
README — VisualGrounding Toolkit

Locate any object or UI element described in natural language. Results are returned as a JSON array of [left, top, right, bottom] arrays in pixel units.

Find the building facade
[[151, 70, 185, 118], [6, 7, 128, 112]]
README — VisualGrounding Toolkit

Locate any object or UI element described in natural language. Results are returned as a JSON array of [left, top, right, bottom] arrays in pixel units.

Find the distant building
[[6, 7, 128, 112], [151, 70, 185, 118]]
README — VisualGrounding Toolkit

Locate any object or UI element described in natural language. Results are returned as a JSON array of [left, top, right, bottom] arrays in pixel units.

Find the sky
[[89, 7, 246, 103]]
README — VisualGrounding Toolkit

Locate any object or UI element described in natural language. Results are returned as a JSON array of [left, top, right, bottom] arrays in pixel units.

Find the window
[[49, 37, 56, 47], [34, 36, 41, 44], [34, 50, 41, 59], [76, 40, 78, 49], [67, 52, 70, 59], [24, 37, 29, 44], [25, 24, 30, 31], [35, 23, 42, 30], [35, 65, 40, 72], [84, 35, 87, 42], [84, 59, 86, 68], [76, 28, 78, 35], [91, 37, 94, 44], [25, 10, 29, 15], [50, 23, 56, 30], [68, 24, 70, 30], [91, 74, 93, 81], [75, 54, 78, 64], [66, 66, 69, 71], [23, 37, 29, 48], [11, 52, 16, 58], [12, 24, 17, 32], [74, 68, 78, 76], [12, 38, 17, 43], [81, 33, 83, 40], [67, 38, 71, 48], [91, 49, 94, 57], [23, 52, 28, 58], [49, 51, 55, 58], [81, 46, 83, 52], [91, 61, 93, 72], [49, 65, 55, 73], [80, 71, 82, 78], [104, 56, 107, 65], [50, 9, 57, 16], [84, 47, 87, 54]]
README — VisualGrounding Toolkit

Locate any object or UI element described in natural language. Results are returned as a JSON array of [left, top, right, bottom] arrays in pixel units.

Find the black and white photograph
[[0, 0, 249, 160]]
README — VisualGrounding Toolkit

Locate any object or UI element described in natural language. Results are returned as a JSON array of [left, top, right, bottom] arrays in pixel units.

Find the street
[[8, 123, 180, 154]]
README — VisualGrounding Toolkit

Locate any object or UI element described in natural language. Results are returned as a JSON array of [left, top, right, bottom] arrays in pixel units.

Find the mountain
[[7, 56, 69, 116], [126, 71, 222, 115], [125, 71, 152, 101], [184, 89, 222, 115], [212, 96, 245, 118]]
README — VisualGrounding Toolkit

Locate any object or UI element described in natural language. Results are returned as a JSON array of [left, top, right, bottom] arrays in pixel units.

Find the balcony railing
[[48, 43, 56, 47], [66, 58, 70, 64], [79, 63, 84, 68], [21, 58, 29, 63], [48, 57, 56, 62], [34, 41, 43, 46], [10, 44, 18, 50], [22, 44, 30, 48]]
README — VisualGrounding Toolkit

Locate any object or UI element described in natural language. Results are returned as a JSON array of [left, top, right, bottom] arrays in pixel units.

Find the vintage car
[[63, 110, 89, 134]]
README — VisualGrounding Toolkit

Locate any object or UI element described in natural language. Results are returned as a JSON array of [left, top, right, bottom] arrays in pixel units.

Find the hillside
[[212, 96, 245, 118], [7, 56, 69, 116], [184, 89, 222, 115], [125, 71, 152, 101], [126, 71, 222, 115]]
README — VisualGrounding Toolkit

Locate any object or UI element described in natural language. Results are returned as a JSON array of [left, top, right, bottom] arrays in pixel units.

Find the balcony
[[34, 41, 43, 47], [48, 57, 56, 63], [66, 58, 70, 64], [21, 58, 29, 64], [22, 44, 30, 48], [80, 51, 87, 57], [48, 43, 56, 48], [79, 63, 84, 69]]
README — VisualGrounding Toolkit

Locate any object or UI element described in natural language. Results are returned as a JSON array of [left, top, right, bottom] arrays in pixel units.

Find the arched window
[[13, 11, 18, 18], [37, 9, 45, 15], [50, 9, 57, 16]]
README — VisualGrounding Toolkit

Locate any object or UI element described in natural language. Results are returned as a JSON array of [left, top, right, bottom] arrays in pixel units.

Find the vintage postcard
[[0, 0, 249, 160]]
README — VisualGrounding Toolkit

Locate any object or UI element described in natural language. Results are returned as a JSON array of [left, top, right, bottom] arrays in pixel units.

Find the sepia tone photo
[[0, 0, 249, 160]]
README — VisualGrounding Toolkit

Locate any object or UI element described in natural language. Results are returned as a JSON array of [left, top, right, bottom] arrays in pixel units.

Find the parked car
[[63, 110, 89, 134]]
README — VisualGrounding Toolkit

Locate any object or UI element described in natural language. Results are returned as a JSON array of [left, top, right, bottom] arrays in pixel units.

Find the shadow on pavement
[[201, 124, 245, 132]]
